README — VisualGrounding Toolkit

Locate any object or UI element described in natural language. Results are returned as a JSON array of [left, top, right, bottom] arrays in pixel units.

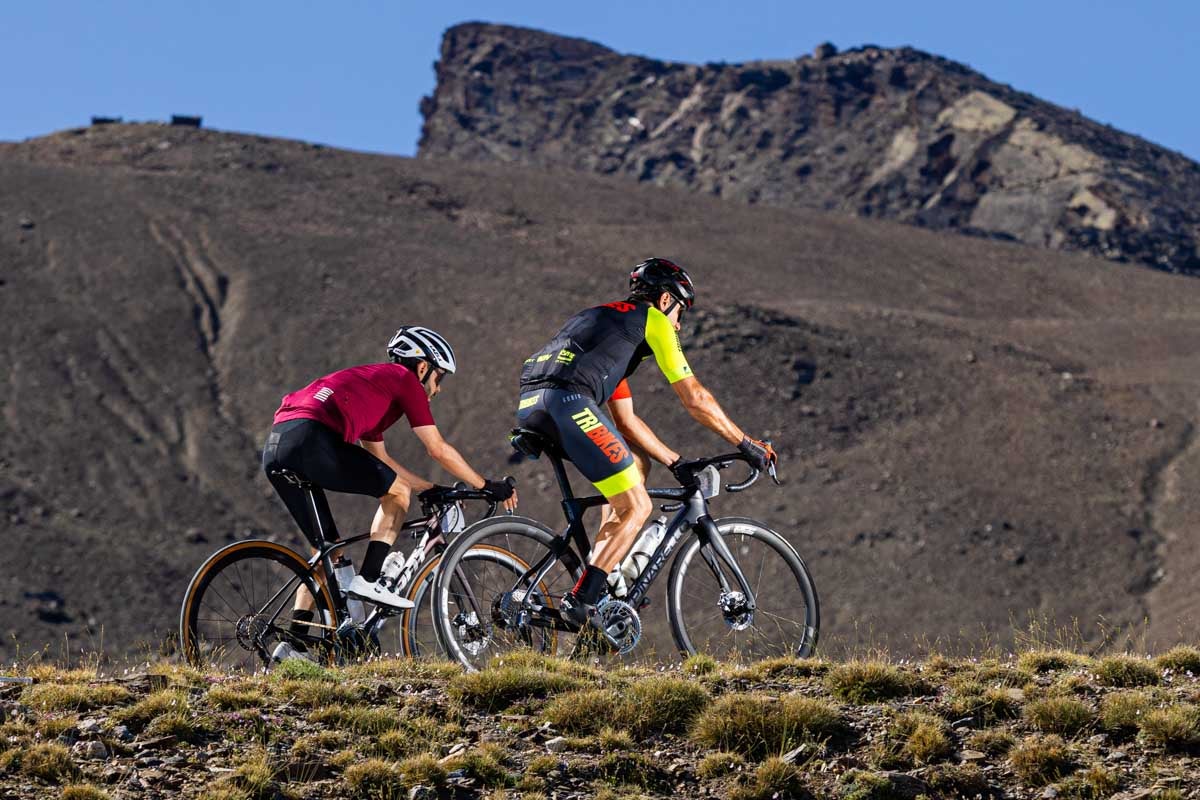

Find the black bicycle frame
[[512, 452, 758, 628]]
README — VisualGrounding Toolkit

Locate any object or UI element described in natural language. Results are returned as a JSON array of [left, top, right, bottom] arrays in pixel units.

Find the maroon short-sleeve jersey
[[273, 363, 435, 443]]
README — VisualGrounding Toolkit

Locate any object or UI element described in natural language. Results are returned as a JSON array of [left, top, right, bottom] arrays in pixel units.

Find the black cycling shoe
[[558, 591, 596, 630]]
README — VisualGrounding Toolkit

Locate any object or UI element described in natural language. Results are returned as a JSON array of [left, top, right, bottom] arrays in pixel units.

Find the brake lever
[[769, 461, 783, 486]]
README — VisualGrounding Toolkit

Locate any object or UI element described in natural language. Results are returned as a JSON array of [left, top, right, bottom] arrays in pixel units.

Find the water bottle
[[618, 516, 668, 586], [332, 556, 367, 625], [380, 551, 406, 588]]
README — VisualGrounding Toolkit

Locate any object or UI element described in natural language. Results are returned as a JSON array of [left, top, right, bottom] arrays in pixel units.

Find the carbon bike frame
[[512, 452, 757, 628]]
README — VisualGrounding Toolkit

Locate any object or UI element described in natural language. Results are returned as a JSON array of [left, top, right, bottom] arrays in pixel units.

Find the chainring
[[595, 597, 642, 655]]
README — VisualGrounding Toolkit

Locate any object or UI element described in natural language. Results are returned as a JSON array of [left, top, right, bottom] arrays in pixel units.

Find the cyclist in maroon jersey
[[262, 326, 517, 626]]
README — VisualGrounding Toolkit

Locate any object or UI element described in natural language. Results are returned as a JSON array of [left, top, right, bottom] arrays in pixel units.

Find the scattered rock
[[1150, 418, 1163, 429], [813, 42, 838, 60], [959, 749, 986, 761], [545, 736, 569, 753], [1041, 787, 1059, 799], [965, 351, 977, 363], [72, 739, 107, 760]]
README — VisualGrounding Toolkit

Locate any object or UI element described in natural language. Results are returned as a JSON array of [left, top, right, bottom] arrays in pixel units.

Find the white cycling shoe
[[271, 641, 312, 664], [346, 575, 414, 610]]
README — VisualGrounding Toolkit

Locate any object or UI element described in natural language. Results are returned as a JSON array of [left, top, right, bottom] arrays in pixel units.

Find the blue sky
[[3, 1, 1197, 161]]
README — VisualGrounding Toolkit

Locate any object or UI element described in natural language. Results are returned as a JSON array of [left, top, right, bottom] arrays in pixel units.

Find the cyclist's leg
[[519, 390, 651, 615]]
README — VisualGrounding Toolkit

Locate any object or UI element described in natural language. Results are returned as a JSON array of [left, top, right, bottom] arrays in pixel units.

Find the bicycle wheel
[[667, 517, 819, 662], [180, 540, 337, 672], [432, 516, 581, 670], [394, 545, 533, 659]]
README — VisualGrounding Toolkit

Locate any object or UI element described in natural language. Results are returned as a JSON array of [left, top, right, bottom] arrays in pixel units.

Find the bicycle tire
[[666, 517, 819, 661], [179, 539, 337, 671], [431, 516, 581, 671], [397, 544, 535, 659]]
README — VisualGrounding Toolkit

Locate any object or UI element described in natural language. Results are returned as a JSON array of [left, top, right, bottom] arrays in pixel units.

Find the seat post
[[548, 452, 574, 501]]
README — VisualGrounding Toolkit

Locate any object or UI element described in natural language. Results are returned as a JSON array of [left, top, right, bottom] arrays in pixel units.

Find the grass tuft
[[1155, 646, 1200, 674], [21, 683, 131, 713], [343, 758, 405, 798], [696, 751, 746, 780], [1099, 690, 1154, 737], [594, 751, 668, 789], [683, 653, 717, 676], [1137, 704, 1200, 749], [1056, 765, 1120, 799], [872, 710, 951, 768], [1017, 650, 1087, 674], [691, 692, 846, 760], [968, 728, 1015, 756], [729, 756, 813, 800], [1024, 696, 1094, 737], [825, 660, 922, 704], [444, 744, 511, 788], [111, 689, 189, 731], [1009, 734, 1074, 786], [60, 786, 111, 800], [542, 689, 619, 735], [623, 676, 710, 736], [205, 683, 267, 710], [308, 704, 399, 735], [449, 666, 583, 712], [1094, 655, 1160, 687], [0, 742, 81, 783]]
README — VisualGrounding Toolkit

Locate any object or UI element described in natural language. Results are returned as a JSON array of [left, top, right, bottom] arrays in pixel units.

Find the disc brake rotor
[[718, 591, 754, 631]]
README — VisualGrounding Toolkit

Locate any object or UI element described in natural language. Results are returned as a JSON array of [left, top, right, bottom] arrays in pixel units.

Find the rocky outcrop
[[420, 23, 1200, 275]]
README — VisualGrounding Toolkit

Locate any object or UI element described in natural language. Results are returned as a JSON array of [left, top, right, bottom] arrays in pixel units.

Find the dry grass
[[1009, 734, 1074, 786], [691, 693, 846, 760], [448, 665, 583, 712], [111, 689, 189, 731], [872, 710, 952, 768], [1095, 655, 1160, 687], [0, 742, 81, 783], [1099, 690, 1154, 737], [60, 786, 111, 800], [968, 728, 1016, 756], [308, 705, 400, 735], [729, 756, 812, 800], [1055, 765, 1121, 799], [1017, 650, 1089, 674], [1155, 646, 1200, 674], [1024, 696, 1094, 737], [824, 660, 923, 704], [696, 751, 746, 780], [205, 683, 267, 710], [622, 676, 710, 736], [542, 688, 620, 734], [1138, 705, 1200, 749], [20, 683, 131, 713]]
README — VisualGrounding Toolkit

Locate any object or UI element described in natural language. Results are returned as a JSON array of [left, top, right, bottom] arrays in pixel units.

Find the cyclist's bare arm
[[360, 438, 434, 492], [672, 376, 746, 446], [607, 396, 680, 466], [412, 426, 519, 511]]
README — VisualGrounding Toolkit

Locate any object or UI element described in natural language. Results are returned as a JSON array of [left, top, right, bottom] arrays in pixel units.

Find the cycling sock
[[359, 541, 391, 582], [288, 608, 315, 640], [571, 564, 609, 604]]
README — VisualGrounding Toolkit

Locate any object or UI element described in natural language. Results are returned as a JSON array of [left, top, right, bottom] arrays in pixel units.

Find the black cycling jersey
[[519, 300, 693, 404]]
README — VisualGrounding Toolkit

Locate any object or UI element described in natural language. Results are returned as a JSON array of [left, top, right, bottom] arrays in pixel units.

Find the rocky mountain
[[419, 23, 1200, 275], [2, 123, 1200, 663]]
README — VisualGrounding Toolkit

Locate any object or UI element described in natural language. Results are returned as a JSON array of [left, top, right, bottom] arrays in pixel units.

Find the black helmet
[[629, 258, 696, 310]]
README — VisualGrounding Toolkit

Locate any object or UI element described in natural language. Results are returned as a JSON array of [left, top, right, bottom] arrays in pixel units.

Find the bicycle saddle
[[509, 427, 561, 460], [268, 468, 314, 488]]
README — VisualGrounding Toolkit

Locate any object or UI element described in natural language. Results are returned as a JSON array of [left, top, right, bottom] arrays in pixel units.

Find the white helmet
[[386, 326, 457, 374]]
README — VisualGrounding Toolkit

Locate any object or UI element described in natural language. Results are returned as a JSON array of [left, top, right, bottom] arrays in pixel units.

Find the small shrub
[[1094, 655, 1159, 687], [1156, 646, 1200, 674], [1017, 650, 1087, 674], [825, 661, 921, 703], [542, 689, 619, 735], [61, 785, 111, 800], [683, 653, 717, 676], [691, 693, 846, 760], [873, 711, 951, 768], [948, 684, 1021, 724], [1024, 696, 1094, 737], [344, 759, 405, 799], [21, 683, 131, 713], [734, 657, 828, 681], [1009, 734, 1074, 786], [729, 756, 813, 800], [449, 666, 582, 712], [1138, 704, 1200, 749], [697, 751, 746, 779], [968, 728, 1015, 756], [1099, 690, 1153, 737]]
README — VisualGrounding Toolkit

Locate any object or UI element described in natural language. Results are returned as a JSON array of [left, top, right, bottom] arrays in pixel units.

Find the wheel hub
[[718, 591, 754, 631]]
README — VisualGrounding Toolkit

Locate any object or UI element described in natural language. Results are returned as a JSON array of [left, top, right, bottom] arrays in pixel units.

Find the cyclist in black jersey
[[516, 258, 778, 627]]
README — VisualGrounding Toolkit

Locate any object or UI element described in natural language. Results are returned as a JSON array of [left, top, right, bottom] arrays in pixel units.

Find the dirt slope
[[2, 123, 1199, 661]]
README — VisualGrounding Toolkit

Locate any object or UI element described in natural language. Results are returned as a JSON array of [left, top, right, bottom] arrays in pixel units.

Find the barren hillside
[[2, 123, 1199, 661], [420, 23, 1200, 275]]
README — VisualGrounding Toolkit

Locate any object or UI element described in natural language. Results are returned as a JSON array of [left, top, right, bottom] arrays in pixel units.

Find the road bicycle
[[179, 469, 521, 671], [430, 427, 820, 670]]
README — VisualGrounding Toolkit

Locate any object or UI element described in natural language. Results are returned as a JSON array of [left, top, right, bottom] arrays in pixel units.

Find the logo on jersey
[[570, 408, 629, 464], [313, 387, 334, 403], [602, 301, 636, 313]]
